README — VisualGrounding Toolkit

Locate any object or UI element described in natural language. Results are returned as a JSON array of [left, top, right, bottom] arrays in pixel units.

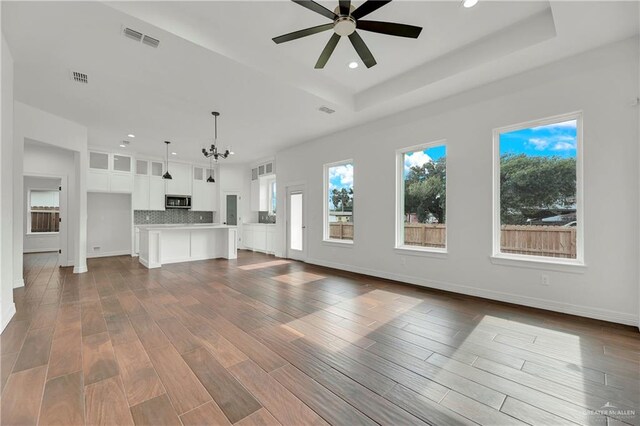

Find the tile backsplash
[[134, 210, 215, 225], [258, 211, 276, 224]]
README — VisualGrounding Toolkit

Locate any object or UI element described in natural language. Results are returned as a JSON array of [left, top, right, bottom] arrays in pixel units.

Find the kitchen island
[[137, 224, 237, 269]]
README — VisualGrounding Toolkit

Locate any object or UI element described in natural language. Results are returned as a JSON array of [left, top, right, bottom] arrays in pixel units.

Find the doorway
[[23, 175, 67, 266], [286, 185, 306, 261], [225, 194, 238, 225]]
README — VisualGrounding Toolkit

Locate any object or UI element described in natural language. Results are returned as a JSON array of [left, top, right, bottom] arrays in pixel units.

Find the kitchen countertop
[[244, 223, 276, 226], [136, 223, 236, 231]]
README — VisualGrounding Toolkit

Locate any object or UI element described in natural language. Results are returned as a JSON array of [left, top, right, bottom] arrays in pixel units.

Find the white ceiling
[[2, 1, 638, 164]]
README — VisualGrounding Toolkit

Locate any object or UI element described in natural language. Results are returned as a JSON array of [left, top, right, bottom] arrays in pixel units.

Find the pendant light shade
[[162, 140, 172, 180]]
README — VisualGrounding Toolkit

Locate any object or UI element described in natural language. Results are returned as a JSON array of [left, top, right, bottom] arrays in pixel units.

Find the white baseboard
[[13, 278, 25, 289], [23, 248, 58, 253], [1, 303, 16, 332], [306, 257, 638, 327], [87, 250, 131, 259], [73, 265, 88, 274]]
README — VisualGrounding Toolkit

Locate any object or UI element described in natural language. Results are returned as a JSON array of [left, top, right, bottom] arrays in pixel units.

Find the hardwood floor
[[1, 250, 639, 425]]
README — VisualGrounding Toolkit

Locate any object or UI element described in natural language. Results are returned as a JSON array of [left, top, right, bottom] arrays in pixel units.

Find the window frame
[[27, 188, 60, 235], [395, 140, 448, 256], [323, 159, 354, 245], [491, 111, 585, 268]]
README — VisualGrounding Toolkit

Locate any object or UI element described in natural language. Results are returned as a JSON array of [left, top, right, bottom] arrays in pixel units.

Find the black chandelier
[[202, 111, 231, 161]]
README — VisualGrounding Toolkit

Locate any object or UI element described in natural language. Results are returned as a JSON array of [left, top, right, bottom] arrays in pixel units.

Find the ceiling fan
[[273, 0, 422, 69]]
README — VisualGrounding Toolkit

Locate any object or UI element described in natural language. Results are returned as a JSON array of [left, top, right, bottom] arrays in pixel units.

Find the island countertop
[[136, 223, 237, 231]]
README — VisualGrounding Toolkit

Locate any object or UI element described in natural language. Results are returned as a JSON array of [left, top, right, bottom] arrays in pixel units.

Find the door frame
[[23, 173, 68, 266], [285, 184, 307, 261]]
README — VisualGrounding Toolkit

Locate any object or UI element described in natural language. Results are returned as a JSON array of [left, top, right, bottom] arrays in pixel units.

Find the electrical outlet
[[145, 215, 150, 221], [93, 246, 100, 251], [540, 273, 550, 286], [401, 257, 406, 266], [199, 215, 203, 220]]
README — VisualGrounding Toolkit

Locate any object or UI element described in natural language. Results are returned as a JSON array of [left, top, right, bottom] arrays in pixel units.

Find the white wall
[[23, 176, 60, 253], [14, 102, 88, 283], [275, 38, 640, 326], [87, 192, 131, 258], [1, 34, 16, 330]]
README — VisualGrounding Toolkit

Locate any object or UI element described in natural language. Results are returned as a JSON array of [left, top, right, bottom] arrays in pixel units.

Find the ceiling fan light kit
[[273, 0, 423, 69]]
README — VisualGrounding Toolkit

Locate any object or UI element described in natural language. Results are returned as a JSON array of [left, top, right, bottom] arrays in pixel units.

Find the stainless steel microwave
[[165, 195, 191, 209]]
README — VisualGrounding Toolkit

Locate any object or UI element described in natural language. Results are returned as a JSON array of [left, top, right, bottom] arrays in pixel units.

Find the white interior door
[[287, 186, 306, 261]]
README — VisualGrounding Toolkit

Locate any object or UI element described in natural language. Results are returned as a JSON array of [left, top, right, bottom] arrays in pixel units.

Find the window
[[269, 180, 277, 215], [494, 113, 582, 263], [28, 189, 59, 234], [324, 160, 354, 242], [396, 142, 447, 251]]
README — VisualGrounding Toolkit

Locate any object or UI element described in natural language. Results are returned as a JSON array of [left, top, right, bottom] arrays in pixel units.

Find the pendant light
[[202, 111, 231, 160], [162, 140, 172, 179], [206, 154, 215, 183]]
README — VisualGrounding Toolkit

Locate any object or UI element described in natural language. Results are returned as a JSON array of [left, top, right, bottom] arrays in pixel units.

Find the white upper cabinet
[[87, 151, 133, 193], [192, 166, 217, 212], [165, 162, 192, 196]]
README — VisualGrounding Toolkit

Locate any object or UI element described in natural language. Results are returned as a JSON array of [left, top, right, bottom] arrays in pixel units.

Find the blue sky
[[403, 145, 446, 178], [500, 120, 577, 158], [329, 163, 354, 192]]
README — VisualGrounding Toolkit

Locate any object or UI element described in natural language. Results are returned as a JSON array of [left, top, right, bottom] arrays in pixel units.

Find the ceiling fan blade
[[339, 0, 351, 15], [348, 31, 376, 68], [351, 0, 391, 20], [315, 33, 341, 68], [292, 0, 338, 20], [273, 23, 334, 44], [357, 20, 422, 38]]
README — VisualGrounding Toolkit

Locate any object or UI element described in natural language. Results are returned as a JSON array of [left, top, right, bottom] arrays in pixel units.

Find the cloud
[[404, 151, 432, 173], [552, 140, 576, 151], [329, 164, 353, 190], [527, 138, 550, 150], [531, 120, 577, 131]]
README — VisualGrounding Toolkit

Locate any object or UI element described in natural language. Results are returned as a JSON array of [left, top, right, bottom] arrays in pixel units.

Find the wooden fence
[[329, 223, 576, 258], [30, 211, 59, 233], [329, 223, 354, 240], [404, 224, 446, 248], [500, 225, 576, 259]]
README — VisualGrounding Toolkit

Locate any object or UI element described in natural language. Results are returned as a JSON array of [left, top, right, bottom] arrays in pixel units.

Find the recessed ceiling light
[[462, 0, 478, 8], [128, 134, 135, 138], [229, 151, 235, 155], [171, 152, 177, 155], [119, 144, 126, 148], [348, 61, 358, 69]]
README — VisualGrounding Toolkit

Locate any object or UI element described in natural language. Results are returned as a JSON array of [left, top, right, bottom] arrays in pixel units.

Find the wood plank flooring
[[1, 251, 639, 425]]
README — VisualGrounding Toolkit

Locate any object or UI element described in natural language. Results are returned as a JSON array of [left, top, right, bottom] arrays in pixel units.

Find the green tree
[[404, 157, 446, 223], [500, 154, 576, 224], [330, 187, 353, 212]]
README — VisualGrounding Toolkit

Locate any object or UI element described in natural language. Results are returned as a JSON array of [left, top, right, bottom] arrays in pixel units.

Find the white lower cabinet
[[242, 224, 275, 254]]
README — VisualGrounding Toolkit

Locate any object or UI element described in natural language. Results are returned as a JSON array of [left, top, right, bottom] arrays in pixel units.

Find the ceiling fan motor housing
[[334, 16, 356, 36]]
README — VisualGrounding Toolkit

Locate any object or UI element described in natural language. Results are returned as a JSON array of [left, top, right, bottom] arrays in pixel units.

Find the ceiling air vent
[[122, 26, 160, 48], [142, 35, 160, 48], [70, 71, 88, 84], [123, 27, 143, 42], [318, 106, 335, 114]]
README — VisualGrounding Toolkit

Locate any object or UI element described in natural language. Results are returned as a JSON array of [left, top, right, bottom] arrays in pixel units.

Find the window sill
[[322, 239, 354, 248], [394, 246, 448, 259], [26, 232, 59, 236], [490, 254, 586, 274]]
